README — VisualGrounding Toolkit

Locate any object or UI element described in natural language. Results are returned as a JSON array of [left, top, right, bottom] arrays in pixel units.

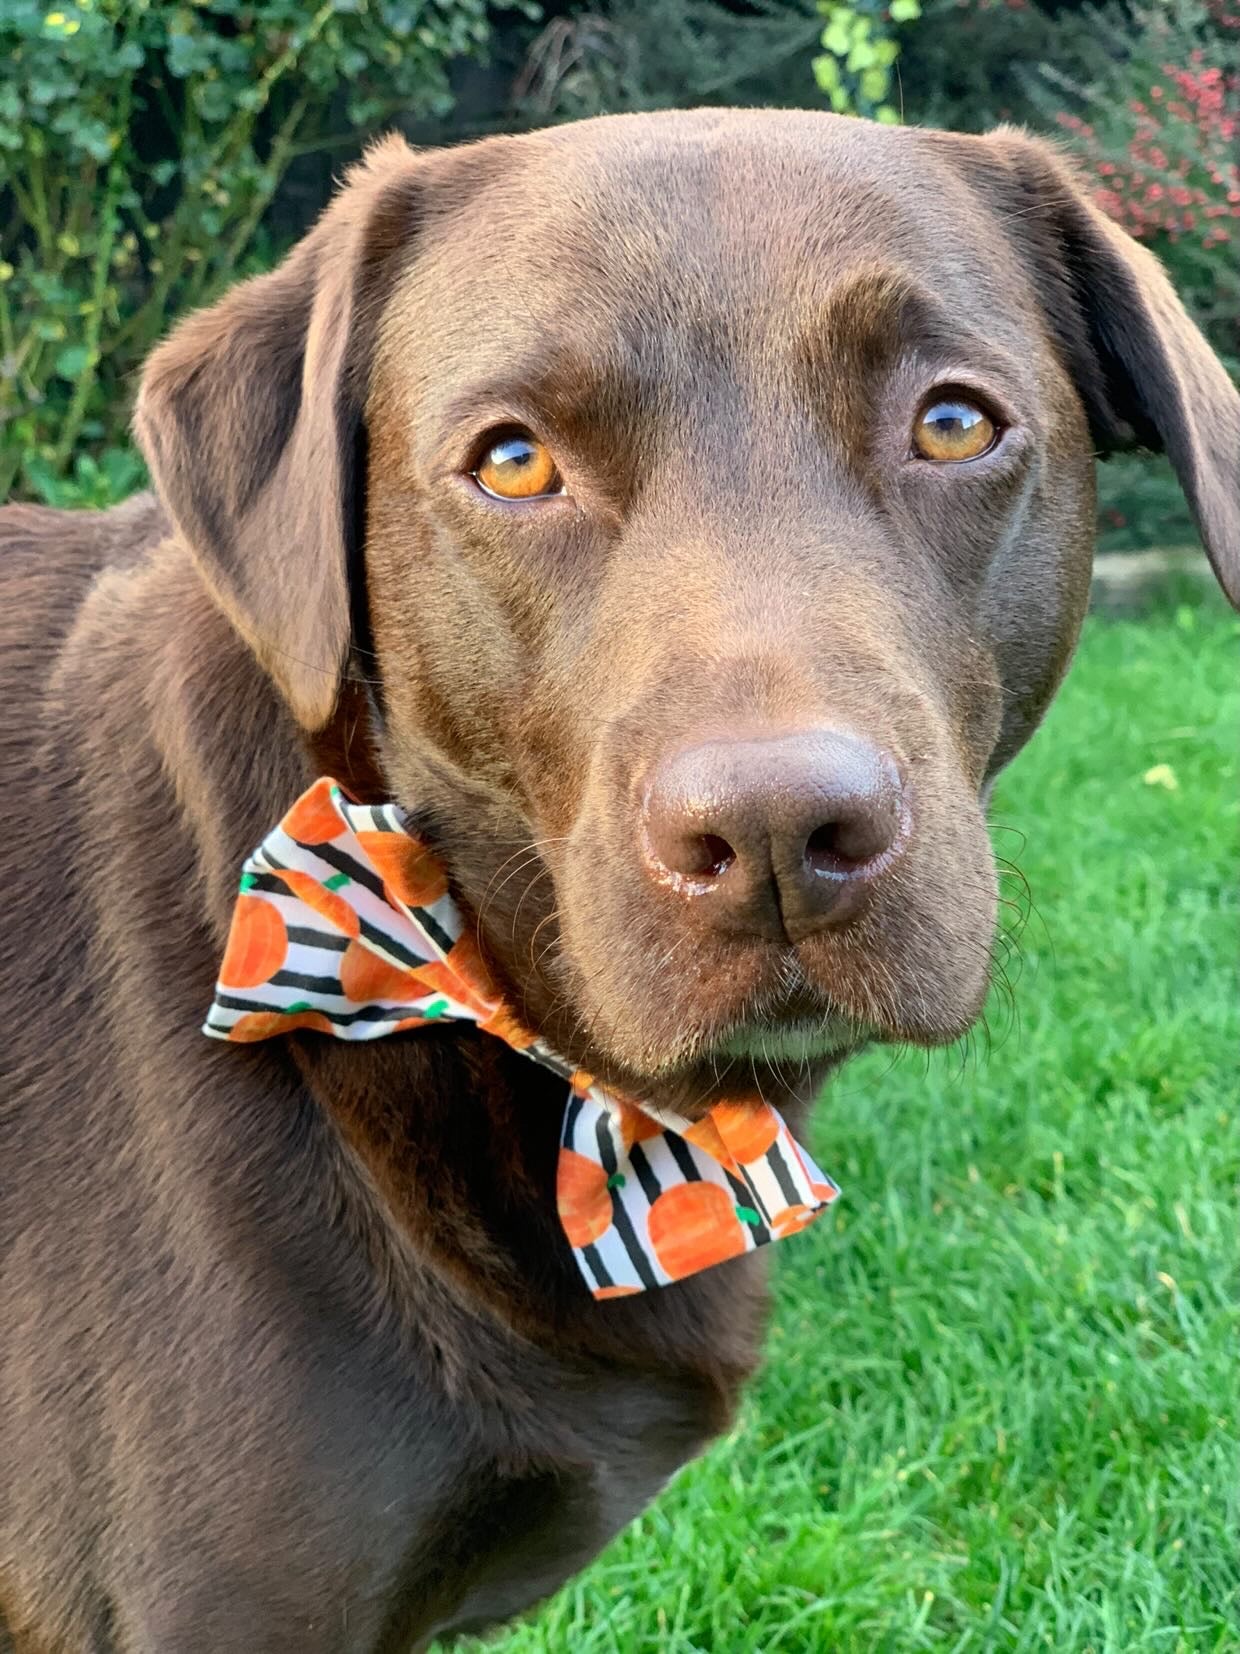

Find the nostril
[[693, 833, 736, 879], [805, 821, 853, 875], [805, 789, 904, 875]]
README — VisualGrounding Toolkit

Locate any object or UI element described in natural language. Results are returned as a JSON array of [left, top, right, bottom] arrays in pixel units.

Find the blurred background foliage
[[1, 0, 1235, 545]]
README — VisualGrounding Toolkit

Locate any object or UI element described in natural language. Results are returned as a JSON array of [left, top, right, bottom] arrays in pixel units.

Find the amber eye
[[473, 433, 562, 500], [912, 398, 998, 463]]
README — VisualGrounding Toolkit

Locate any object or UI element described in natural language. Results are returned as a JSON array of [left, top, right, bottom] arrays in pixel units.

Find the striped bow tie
[[205, 778, 839, 1298]]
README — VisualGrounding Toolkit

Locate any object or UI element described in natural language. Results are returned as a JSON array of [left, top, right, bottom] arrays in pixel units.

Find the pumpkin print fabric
[[205, 777, 840, 1298]]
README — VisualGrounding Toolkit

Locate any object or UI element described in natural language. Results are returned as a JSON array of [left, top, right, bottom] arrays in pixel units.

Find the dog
[[1, 109, 1236, 1651]]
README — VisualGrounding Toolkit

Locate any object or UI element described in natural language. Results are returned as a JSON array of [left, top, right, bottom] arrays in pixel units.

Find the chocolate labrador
[[1, 110, 1236, 1652]]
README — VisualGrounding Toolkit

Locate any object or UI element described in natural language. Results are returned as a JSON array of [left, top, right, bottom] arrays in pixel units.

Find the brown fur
[[1, 112, 1236, 1651]]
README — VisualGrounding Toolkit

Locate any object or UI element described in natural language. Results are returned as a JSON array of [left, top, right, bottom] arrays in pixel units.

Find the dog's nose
[[641, 729, 908, 940]]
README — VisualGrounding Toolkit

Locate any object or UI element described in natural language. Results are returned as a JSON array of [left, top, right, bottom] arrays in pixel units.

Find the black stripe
[[563, 1094, 584, 1150], [312, 842, 388, 901], [627, 1143, 663, 1206], [722, 1168, 771, 1243], [408, 906, 455, 956], [593, 1115, 659, 1289], [665, 1133, 703, 1183], [356, 916, 430, 973], [212, 993, 430, 1028], [593, 1112, 619, 1179], [286, 925, 348, 952], [766, 1141, 803, 1207], [581, 1242, 611, 1289], [608, 1197, 660, 1290], [270, 969, 353, 995], [245, 871, 293, 898]]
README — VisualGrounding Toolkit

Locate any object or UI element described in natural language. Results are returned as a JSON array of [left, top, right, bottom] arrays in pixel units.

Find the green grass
[[455, 601, 1240, 1654]]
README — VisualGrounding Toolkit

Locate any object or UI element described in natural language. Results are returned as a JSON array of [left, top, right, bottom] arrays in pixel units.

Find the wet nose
[[641, 728, 908, 940]]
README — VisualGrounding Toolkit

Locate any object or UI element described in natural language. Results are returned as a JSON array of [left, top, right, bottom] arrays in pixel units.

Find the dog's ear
[[135, 136, 422, 727], [955, 128, 1239, 607]]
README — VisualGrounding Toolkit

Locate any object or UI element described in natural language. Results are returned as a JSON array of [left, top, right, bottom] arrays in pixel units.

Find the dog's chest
[[260, 1344, 715, 1653], [412, 1380, 708, 1648]]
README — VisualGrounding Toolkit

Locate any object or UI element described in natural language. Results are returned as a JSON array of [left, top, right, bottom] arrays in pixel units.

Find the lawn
[[452, 597, 1239, 1654]]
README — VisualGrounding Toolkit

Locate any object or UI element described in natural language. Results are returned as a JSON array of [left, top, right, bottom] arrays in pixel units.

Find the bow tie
[[205, 778, 838, 1298]]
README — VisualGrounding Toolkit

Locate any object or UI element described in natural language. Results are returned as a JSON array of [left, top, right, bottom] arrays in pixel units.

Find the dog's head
[[137, 112, 1239, 1115]]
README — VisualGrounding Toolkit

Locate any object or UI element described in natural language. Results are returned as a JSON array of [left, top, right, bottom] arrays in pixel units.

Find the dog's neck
[[141, 538, 767, 1402]]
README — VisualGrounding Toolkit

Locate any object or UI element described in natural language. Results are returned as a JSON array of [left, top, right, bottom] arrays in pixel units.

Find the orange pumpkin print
[[681, 1114, 738, 1172], [227, 1009, 336, 1042], [647, 1182, 747, 1280], [282, 778, 347, 845], [556, 1149, 615, 1248], [275, 869, 360, 940], [406, 958, 493, 1019], [356, 830, 448, 910], [339, 939, 424, 1005], [707, 1099, 781, 1166], [617, 1097, 663, 1149], [770, 1203, 818, 1239], [218, 895, 288, 989]]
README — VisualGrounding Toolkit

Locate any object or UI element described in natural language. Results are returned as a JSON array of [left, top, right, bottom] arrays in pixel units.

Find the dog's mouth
[[712, 1013, 865, 1063], [702, 971, 870, 1066], [547, 973, 871, 1120]]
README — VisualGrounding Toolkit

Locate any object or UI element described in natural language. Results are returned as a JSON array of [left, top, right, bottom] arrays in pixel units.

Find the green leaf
[[22, 453, 64, 505], [53, 344, 91, 380], [812, 53, 841, 93], [889, 0, 921, 20]]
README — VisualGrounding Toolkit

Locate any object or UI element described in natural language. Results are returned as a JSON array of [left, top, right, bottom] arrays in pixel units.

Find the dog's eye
[[473, 434, 562, 500], [912, 399, 997, 463]]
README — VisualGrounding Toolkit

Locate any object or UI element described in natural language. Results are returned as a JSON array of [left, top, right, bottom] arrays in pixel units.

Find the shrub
[[1025, 0, 1238, 549], [0, 0, 508, 506], [895, 0, 1103, 132], [812, 0, 922, 124], [1038, 0, 1239, 364], [512, 0, 822, 121]]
